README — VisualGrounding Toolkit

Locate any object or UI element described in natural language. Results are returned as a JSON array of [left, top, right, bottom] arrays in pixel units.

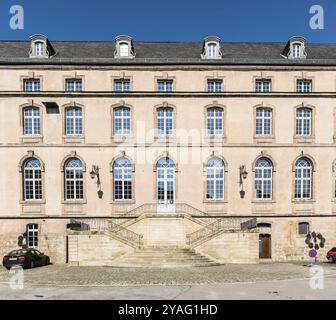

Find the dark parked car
[[327, 248, 336, 263], [2, 249, 50, 270]]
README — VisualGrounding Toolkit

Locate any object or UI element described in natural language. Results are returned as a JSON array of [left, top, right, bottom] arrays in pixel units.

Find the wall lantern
[[90, 165, 101, 186], [239, 165, 248, 199]]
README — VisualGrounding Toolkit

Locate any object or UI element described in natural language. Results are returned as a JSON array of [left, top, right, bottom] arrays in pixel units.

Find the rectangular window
[[114, 79, 131, 92], [298, 223, 309, 235], [255, 80, 271, 93], [23, 107, 41, 135], [157, 80, 173, 92], [24, 79, 41, 92], [296, 80, 312, 93], [256, 108, 272, 136], [207, 80, 223, 93], [66, 79, 83, 92], [27, 224, 39, 248]]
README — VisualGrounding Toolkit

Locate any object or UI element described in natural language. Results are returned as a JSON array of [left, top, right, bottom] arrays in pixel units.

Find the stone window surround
[[291, 153, 317, 203], [202, 152, 228, 204], [114, 35, 136, 59], [111, 102, 134, 143], [294, 73, 314, 93], [111, 73, 133, 92], [204, 102, 227, 143], [20, 72, 43, 92], [18, 151, 46, 205], [251, 152, 277, 203], [153, 102, 177, 141], [63, 73, 85, 92], [154, 73, 176, 92], [293, 103, 316, 144], [61, 102, 85, 144], [201, 36, 222, 60], [60, 151, 87, 205], [152, 153, 179, 203], [297, 220, 311, 237], [205, 74, 225, 92], [253, 103, 276, 143], [253, 73, 274, 92], [19, 101, 44, 144], [110, 152, 136, 205]]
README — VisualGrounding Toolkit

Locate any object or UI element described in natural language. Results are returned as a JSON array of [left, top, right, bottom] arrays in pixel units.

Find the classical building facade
[[0, 34, 335, 266]]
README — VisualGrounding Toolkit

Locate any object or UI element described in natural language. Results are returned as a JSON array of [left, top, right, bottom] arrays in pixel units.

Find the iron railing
[[187, 218, 255, 247], [69, 218, 143, 248]]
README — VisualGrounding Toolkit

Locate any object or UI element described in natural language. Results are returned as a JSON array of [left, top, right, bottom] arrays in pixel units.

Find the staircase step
[[110, 247, 221, 268]]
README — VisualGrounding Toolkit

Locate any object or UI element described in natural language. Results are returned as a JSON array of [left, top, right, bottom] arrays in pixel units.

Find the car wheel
[[46, 258, 50, 266], [30, 261, 35, 269], [329, 257, 335, 263]]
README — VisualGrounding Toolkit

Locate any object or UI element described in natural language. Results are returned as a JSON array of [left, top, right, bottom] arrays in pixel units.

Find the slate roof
[[0, 40, 336, 66]]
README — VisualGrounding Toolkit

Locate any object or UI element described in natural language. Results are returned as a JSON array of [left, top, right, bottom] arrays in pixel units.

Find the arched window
[[296, 108, 312, 136], [206, 158, 224, 200], [255, 158, 273, 199], [207, 107, 223, 136], [113, 158, 132, 201], [256, 107, 272, 136], [157, 107, 173, 136], [119, 42, 129, 57], [64, 159, 83, 201], [295, 158, 312, 199], [23, 107, 40, 135], [114, 107, 131, 136], [23, 159, 42, 200], [293, 43, 302, 58], [208, 43, 217, 58], [34, 41, 45, 57], [65, 107, 83, 136]]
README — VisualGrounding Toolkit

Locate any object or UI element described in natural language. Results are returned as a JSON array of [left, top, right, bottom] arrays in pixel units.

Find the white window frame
[[157, 107, 173, 136], [27, 224, 39, 248], [113, 158, 132, 201], [256, 107, 272, 136], [207, 107, 224, 136], [296, 108, 312, 136], [255, 159, 273, 200], [255, 80, 271, 93], [296, 80, 312, 93], [114, 79, 131, 92], [34, 41, 45, 57], [206, 158, 224, 201], [23, 107, 41, 136], [119, 42, 129, 57], [114, 107, 131, 136], [64, 159, 84, 201], [207, 80, 223, 93], [157, 80, 173, 92], [66, 79, 83, 92], [65, 107, 83, 136], [23, 159, 42, 201], [295, 159, 312, 200]]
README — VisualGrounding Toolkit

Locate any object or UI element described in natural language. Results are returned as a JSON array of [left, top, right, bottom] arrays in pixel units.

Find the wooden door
[[259, 234, 272, 259]]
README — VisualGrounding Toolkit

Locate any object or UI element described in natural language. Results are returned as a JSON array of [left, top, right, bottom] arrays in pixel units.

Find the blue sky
[[0, 0, 335, 43]]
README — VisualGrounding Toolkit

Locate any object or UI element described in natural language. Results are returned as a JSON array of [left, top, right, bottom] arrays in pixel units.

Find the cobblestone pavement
[[0, 262, 335, 286]]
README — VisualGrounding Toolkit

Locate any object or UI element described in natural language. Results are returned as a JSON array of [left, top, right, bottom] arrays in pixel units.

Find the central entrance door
[[156, 158, 175, 213]]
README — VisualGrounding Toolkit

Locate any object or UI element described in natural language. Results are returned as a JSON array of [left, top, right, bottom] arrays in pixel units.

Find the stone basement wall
[[269, 217, 336, 262], [0, 219, 68, 264], [67, 232, 135, 266], [194, 231, 260, 264]]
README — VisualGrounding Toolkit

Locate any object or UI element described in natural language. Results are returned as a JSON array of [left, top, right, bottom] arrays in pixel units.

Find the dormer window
[[208, 43, 217, 58], [115, 35, 135, 59], [202, 36, 222, 60], [119, 43, 129, 57], [282, 36, 307, 59], [293, 43, 302, 58], [29, 34, 55, 58], [35, 42, 45, 57]]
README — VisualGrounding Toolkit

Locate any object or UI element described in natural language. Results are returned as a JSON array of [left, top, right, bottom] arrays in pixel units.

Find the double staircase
[[70, 203, 256, 268]]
